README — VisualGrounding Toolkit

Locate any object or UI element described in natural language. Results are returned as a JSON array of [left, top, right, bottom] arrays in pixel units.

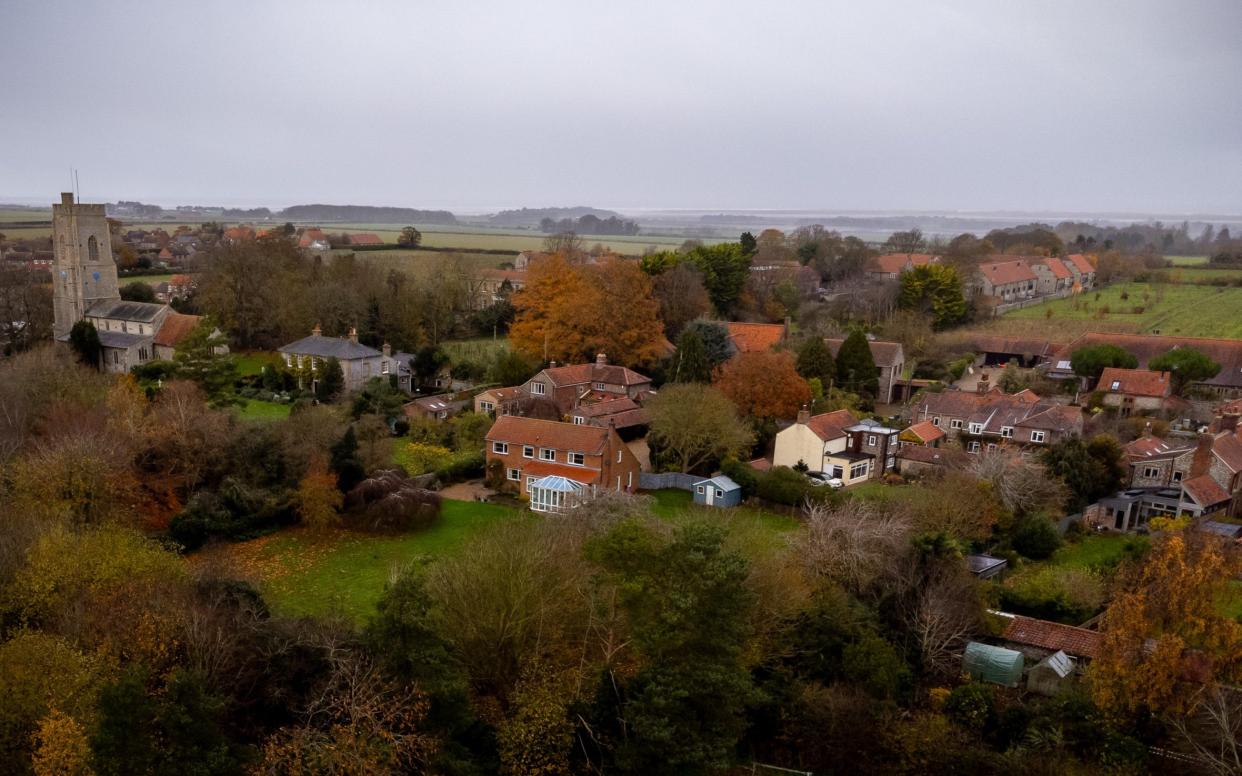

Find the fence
[[991, 288, 1073, 316], [639, 472, 699, 491]]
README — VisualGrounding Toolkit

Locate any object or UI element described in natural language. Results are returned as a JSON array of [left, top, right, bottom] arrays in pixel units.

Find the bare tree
[[906, 565, 984, 677], [1166, 685, 1242, 776], [800, 500, 914, 599], [543, 231, 584, 256], [968, 448, 1068, 517]]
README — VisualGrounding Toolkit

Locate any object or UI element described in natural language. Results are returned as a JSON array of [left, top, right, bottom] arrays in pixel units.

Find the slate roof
[[153, 312, 202, 348], [486, 416, 613, 455], [967, 335, 1052, 358], [697, 475, 741, 491], [86, 299, 166, 323], [999, 614, 1102, 659], [978, 259, 1038, 286], [824, 337, 904, 368], [97, 330, 151, 349], [278, 335, 382, 360], [1099, 368, 1172, 398], [726, 322, 786, 354], [1181, 474, 1231, 507]]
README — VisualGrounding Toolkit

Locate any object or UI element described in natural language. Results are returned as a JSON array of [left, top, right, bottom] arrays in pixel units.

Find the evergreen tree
[[795, 336, 835, 385], [68, 320, 101, 369], [673, 328, 712, 383], [897, 264, 968, 329], [680, 319, 734, 366], [739, 231, 757, 256], [329, 426, 366, 493], [835, 330, 879, 402], [316, 356, 344, 401], [1149, 347, 1221, 393], [172, 319, 238, 405]]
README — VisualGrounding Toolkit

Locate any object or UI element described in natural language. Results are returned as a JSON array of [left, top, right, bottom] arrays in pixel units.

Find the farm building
[[962, 642, 1024, 688], [1027, 651, 1076, 696], [693, 475, 742, 508]]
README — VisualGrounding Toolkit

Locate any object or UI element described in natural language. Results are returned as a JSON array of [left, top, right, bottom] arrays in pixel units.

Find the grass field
[[234, 399, 292, 421], [1046, 534, 1138, 571], [645, 489, 802, 537], [1164, 255, 1208, 266], [1002, 281, 1242, 338], [349, 249, 506, 278], [441, 337, 509, 364], [234, 351, 279, 377], [193, 500, 520, 621]]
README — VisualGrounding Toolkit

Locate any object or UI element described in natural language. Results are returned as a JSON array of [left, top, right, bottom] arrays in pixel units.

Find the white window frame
[[1143, 466, 1160, 479], [696, 485, 705, 494], [950, 419, 963, 430], [523, 446, 534, 459], [568, 452, 585, 466], [540, 448, 556, 461], [506, 468, 519, 481], [866, 434, 877, 446], [594, 381, 606, 390], [1000, 426, 1013, 438], [1172, 470, 1184, 482], [530, 381, 546, 395], [849, 461, 869, 479], [617, 450, 623, 463], [1110, 380, 1121, 391], [986, 443, 998, 452], [573, 416, 585, 425], [480, 401, 494, 412], [1030, 431, 1046, 443], [967, 441, 981, 453], [492, 441, 508, 455], [967, 422, 983, 434], [932, 417, 940, 427]]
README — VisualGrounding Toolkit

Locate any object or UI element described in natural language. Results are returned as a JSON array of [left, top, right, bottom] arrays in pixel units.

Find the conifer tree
[[835, 330, 879, 402]]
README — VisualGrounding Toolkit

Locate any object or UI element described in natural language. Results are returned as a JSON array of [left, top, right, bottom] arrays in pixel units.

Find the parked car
[[805, 471, 844, 489]]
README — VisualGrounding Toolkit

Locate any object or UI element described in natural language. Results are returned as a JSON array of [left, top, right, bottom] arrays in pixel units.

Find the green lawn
[[234, 399, 293, 421], [1164, 255, 1208, 266], [441, 337, 509, 364], [645, 489, 802, 536], [1046, 534, 1138, 571], [235, 351, 279, 377], [1004, 281, 1242, 338], [202, 500, 520, 621]]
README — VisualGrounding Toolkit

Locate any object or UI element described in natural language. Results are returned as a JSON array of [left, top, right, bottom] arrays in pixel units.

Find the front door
[[705, 486, 714, 506]]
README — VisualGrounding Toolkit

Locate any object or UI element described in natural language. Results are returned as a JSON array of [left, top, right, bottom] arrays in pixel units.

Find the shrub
[[1010, 515, 1062, 560], [344, 469, 442, 533], [944, 683, 995, 731], [169, 478, 296, 550], [396, 443, 454, 476], [719, 457, 758, 498], [999, 566, 1105, 624], [434, 451, 485, 482]]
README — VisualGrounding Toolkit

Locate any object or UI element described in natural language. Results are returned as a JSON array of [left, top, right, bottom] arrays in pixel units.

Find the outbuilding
[[962, 641, 1024, 688], [1027, 650, 1075, 696], [693, 475, 742, 508]]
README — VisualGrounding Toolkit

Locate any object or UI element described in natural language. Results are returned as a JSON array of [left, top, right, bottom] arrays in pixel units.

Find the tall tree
[[1148, 347, 1221, 393], [1038, 434, 1127, 510], [397, 226, 422, 247], [714, 351, 811, 421], [795, 336, 835, 385], [835, 330, 879, 402], [652, 263, 711, 339], [897, 264, 967, 329], [647, 384, 753, 472], [680, 319, 734, 366], [1070, 344, 1138, 381], [329, 426, 365, 493], [315, 357, 344, 402], [672, 328, 712, 384], [172, 319, 238, 406], [68, 320, 101, 370]]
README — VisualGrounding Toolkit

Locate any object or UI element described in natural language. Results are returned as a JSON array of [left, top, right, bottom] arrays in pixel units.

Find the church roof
[[86, 299, 166, 323], [97, 330, 151, 349], [154, 312, 203, 348]]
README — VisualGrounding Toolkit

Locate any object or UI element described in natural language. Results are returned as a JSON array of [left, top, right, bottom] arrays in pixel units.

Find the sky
[[2, 0, 1241, 214]]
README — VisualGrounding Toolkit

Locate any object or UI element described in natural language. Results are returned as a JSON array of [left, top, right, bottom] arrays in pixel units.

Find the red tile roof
[[1065, 254, 1094, 274], [1098, 368, 1172, 398], [1124, 435, 1194, 461], [541, 362, 650, 388], [902, 420, 945, 444], [348, 233, 384, 246], [1181, 474, 1231, 507], [869, 253, 939, 274], [521, 460, 601, 484], [1213, 430, 1242, 473], [726, 322, 786, 354], [803, 409, 857, 441], [979, 259, 1038, 286], [1056, 333, 1242, 391], [1000, 614, 1102, 659], [1040, 257, 1072, 280], [153, 312, 202, 348], [486, 416, 612, 455]]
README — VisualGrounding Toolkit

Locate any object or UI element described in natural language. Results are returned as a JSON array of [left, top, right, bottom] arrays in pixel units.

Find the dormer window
[[531, 382, 546, 395], [968, 422, 983, 434], [1000, 426, 1013, 438]]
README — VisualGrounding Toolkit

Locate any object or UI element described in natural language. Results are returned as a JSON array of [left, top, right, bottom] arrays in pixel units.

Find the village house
[[474, 268, 526, 307], [1063, 253, 1096, 290], [772, 408, 899, 485], [473, 385, 527, 416], [403, 394, 467, 421], [1047, 332, 1242, 397], [1029, 256, 1074, 296], [725, 321, 788, 355], [905, 383, 1083, 453], [568, 396, 649, 439], [975, 259, 1038, 304], [864, 252, 940, 280], [824, 336, 906, 404], [518, 354, 653, 417], [1096, 367, 1174, 415], [484, 416, 641, 505], [278, 326, 413, 393]]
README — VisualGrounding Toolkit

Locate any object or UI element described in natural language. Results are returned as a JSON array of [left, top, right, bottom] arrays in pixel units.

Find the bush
[[169, 478, 296, 550], [434, 450, 485, 482], [944, 683, 995, 731], [719, 457, 758, 498], [396, 442, 454, 475], [999, 566, 1105, 624], [344, 469, 442, 533], [756, 466, 810, 506], [1010, 515, 1062, 560]]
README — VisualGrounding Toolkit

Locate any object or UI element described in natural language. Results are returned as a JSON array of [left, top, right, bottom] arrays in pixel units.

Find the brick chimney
[[596, 353, 608, 366], [977, 372, 990, 395], [549, 360, 557, 369], [1218, 413, 1240, 433], [382, 342, 391, 358], [312, 323, 322, 337], [796, 405, 810, 425], [348, 326, 358, 344], [1190, 432, 1216, 478]]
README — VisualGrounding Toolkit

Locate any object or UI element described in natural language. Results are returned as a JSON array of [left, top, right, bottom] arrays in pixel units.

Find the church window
[[87, 236, 99, 262]]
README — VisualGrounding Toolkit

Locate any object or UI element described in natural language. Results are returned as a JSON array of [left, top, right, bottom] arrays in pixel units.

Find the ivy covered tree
[[898, 264, 968, 329], [672, 328, 712, 384], [315, 356, 344, 402], [329, 426, 366, 493], [172, 319, 238, 406]]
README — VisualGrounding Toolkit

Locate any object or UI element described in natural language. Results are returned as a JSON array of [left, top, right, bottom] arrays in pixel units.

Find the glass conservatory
[[528, 475, 589, 514]]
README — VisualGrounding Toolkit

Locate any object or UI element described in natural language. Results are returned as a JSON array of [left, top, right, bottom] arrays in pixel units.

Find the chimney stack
[[596, 353, 607, 366], [796, 405, 810, 425], [312, 323, 322, 337], [549, 360, 557, 369], [348, 326, 358, 344], [1190, 432, 1216, 478], [382, 342, 391, 358], [977, 372, 990, 395], [1218, 413, 1240, 433], [61, 192, 74, 206]]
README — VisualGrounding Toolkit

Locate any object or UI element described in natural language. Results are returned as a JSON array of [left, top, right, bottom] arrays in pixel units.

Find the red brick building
[[485, 415, 641, 498]]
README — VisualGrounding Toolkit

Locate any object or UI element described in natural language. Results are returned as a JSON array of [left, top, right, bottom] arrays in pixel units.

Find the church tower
[[52, 192, 120, 338]]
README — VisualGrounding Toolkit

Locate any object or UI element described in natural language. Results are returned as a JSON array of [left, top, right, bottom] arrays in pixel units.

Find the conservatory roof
[[529, 475, 587, 492]]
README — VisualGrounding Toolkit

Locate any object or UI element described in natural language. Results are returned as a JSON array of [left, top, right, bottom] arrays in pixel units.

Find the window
[[530, 381, 546, 395], [866, 434, 877, 446], [594, 382, 605, 390], [1110, 381, 1121, 391], [1143, 466, 1160, 479], [1172, 470, 1184, 482], [967, 441, 981, 453], [492, 442, 509, 455], [697, 486, 705, 494], [568, 452, 585, 466], [523, 446, 534, 458], [986, 443, 998, 452], [382, 360, 390, 374], [527, 476, 537, 488], [932, 417, 941, 427], [540, 448, 555, 461], [1030, 431, 1046, 443], [1001, 426, 1013, 438], [573, 416, 585, 425], [617, 450, 623, 463], [950, 419, 963, 430], [121, 321, 128, 333], [849, 461, 869, 479], [87, 235, 99, 261], [506, 468, 519, 481], [831, 465, 843, 478], [968, 422, 983, 434], [715, 489, 724, 499], [480, 401, 494, 412]]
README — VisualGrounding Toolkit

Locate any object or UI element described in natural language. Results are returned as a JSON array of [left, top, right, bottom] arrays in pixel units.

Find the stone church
[[53, 192, 212, 372]]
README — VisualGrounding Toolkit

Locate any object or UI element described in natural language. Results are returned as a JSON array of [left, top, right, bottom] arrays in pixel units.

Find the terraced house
[[906, 386, 1083, 453]]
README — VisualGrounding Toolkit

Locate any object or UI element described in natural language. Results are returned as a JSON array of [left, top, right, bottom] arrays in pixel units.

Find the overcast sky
[[3, 0, 1240, 214]]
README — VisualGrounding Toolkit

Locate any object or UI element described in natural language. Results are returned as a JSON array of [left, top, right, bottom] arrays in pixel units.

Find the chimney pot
[[796, 405, 810, 425], [596, 353, 607, 365], [382, 342, 391, 358], [312, 323, 322, 337], [348, 327, 358, 344]]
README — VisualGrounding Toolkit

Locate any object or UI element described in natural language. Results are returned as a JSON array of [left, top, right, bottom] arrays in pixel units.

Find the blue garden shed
[[693, 475, 742, 508]]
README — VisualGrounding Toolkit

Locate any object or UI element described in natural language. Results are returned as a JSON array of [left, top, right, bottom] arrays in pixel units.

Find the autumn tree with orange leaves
[[509, 254, 666, 367], [714, 350, 811, 421]]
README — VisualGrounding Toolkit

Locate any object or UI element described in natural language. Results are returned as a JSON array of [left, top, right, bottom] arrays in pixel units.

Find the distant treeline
[[488, 205, 622, 227], [280, 204, 457, 225], [540, 214, 639, 236]]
